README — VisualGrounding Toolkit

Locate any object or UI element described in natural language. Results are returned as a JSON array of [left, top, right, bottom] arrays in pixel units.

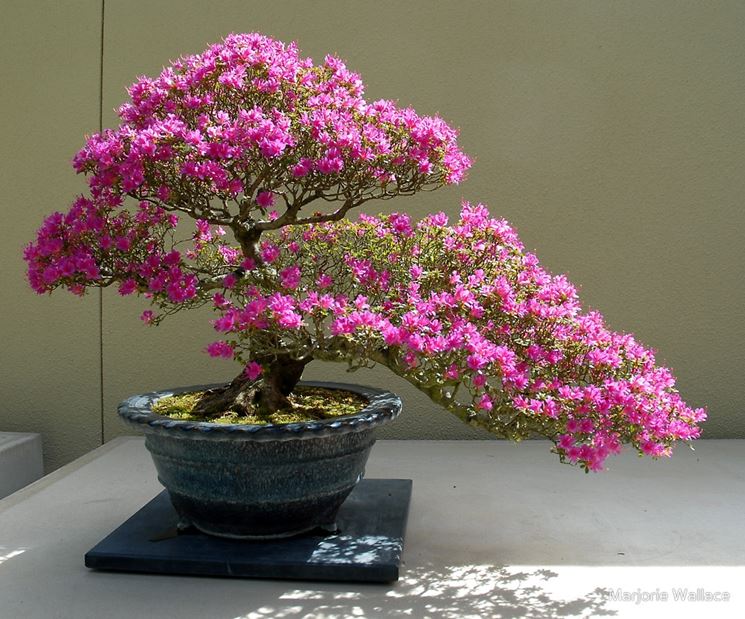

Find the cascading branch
[[268, 204, 705, 471], [24, 33, 704, 471]]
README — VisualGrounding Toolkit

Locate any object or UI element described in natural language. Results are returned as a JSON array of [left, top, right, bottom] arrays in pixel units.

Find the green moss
[[152, 386, 368, 425]]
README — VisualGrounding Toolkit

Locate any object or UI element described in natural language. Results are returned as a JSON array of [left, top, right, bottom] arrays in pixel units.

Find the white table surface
[[0, 437, 743, 619]]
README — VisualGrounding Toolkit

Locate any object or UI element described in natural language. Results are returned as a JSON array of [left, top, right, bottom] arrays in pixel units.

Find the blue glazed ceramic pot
[[118, 381, 401, 539]]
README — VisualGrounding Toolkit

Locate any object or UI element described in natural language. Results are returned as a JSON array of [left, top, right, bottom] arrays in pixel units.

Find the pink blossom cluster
[[71, 32, 470, 209], [26, 32, 470, 311], [24, 196, 247, 312], [205, 203, 705, 471], [24, 194, 181, 298]]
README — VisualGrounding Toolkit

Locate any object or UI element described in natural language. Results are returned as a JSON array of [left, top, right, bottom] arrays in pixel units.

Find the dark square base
[[85, 478, 412, 583]]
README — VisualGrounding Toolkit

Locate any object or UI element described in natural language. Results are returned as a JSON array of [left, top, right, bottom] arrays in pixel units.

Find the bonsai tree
[[25, 33, 705, 471]]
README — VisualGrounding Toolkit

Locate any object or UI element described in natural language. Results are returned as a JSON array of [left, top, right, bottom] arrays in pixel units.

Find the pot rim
[[118, 380, 401, 441]]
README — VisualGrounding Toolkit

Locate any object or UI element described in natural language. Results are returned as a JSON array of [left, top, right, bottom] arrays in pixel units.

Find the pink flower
[[206, 341, 233, 358], [245, 361, 263, 380], [472, 373, 487, 388], [279, 265, 302, 289], [213, 311, 237, 332], [476, 394, 493, 411], [276, 310, 302, 329], [261, 243, 280, 263], [115, 237, 131, 252], [466, 354, 487, 371], [444, 364, 460, 380], [118, 279, 137, 296], [259, 139, 287, 159], [389, 213, 413, 237], [256, 191, 275, 208], [292, 158, 313, 177], [316, 155, 344, 175]]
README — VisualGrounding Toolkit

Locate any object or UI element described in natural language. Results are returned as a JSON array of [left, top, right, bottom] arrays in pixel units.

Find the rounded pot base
[[167, 484, 353, 539], [187, 520, 339, 540]]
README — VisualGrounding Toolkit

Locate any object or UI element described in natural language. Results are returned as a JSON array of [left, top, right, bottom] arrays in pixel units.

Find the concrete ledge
[[0, 432, 43, 499], [0, 438, 742, 618]]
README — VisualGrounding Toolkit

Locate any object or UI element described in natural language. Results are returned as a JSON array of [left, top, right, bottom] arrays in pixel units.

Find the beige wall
[[1, 0, 103, 472], [2, 1, 743, 471]]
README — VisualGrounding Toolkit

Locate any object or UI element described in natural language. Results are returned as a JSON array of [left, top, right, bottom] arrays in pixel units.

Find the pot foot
[[314, 521, 339, 536], [176, 517, 195, 534]]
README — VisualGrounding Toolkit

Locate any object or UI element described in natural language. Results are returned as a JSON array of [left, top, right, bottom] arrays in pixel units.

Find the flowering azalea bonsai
[[25, 33, 705, 472]]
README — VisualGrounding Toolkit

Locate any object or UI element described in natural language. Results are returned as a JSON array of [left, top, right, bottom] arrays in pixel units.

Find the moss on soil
[[152, 386, 368, 425]]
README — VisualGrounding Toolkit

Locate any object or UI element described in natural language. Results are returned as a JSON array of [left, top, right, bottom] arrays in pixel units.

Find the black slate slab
[[85, 478, 412, 583]]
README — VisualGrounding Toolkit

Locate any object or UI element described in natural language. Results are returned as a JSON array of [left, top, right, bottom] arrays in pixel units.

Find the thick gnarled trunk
[[192, 355, 310, 418]]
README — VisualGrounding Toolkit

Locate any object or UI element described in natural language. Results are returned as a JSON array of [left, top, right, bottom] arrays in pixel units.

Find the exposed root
[[191, 355, 310, 418]]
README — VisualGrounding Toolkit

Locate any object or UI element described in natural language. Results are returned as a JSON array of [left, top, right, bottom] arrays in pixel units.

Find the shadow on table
[[230, 563, 615, 619]]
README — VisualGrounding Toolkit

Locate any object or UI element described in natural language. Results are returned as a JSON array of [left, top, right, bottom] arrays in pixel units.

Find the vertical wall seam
[[98, 0, 106, 445]]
